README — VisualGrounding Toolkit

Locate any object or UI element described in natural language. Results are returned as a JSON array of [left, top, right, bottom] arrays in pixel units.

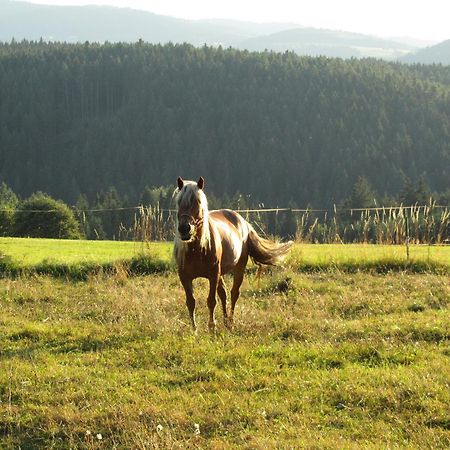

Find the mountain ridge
[[401, 39, 450, 65], [0, 0, 437, 60], [238, 27, 415, 60]]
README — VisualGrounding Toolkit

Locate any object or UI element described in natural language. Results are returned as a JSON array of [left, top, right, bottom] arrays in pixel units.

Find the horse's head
[[175, 176, 206, 242]]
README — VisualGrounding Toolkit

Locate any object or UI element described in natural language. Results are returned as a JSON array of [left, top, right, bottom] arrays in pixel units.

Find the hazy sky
[[18, 0, 450, 42]]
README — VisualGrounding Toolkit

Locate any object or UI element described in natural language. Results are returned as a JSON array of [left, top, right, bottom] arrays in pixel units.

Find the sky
[[16, 0, 450, 42]]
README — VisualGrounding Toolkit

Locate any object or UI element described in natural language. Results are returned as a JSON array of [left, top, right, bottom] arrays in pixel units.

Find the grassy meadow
[[0, 238, 449, 448], [0, 237, 449, 277], [0, 238, 171, 267]]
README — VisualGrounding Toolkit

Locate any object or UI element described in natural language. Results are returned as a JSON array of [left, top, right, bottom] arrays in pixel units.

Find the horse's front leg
[[180, 275, 197, 332], [207, 268, 220, 333]]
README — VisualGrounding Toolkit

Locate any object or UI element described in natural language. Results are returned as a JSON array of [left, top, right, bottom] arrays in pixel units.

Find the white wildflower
[[85, 430, 91, 436], [156, 424, 163, 433], [96, 433, 103, 440], [194, 423, 200, 435]]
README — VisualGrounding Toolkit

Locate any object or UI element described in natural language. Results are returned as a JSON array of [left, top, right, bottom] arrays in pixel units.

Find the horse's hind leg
[[229, 265, 245, 326], [180, 276, 196, 332], [217, 276, 229, 327], [207, 270, 220, 333]]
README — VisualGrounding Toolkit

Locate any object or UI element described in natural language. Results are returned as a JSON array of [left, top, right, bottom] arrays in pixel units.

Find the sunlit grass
[[0, 237, 170, 266], [0, 271, 449, 448], [0, 238, 450, 269], [289, 243, 450, 266]]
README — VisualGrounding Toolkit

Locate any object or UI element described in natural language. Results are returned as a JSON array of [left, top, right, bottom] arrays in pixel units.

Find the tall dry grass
[[294, 203, 449, 245], [126, 202, 449, 245], [132, 204, 175, 243]]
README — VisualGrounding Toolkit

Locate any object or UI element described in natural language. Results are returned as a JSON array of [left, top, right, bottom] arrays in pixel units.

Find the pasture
[[0, 238, 449, 448], [0, 237, 449, 277]]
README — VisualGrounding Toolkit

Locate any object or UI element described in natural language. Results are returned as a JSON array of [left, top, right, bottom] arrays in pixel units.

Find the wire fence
[[2, 204, 448, 214], [1, 203, 449, 244], [93, 203, 450, 245]]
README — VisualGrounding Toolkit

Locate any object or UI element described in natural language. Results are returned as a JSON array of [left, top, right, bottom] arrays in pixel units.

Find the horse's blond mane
[[173, 181, 211, 266]]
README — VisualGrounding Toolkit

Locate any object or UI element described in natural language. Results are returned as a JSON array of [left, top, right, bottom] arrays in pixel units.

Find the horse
[[174, 176, 293, 333]]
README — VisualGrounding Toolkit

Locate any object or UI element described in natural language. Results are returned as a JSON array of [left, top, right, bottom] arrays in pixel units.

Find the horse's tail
[[247, 226, 293, 266]]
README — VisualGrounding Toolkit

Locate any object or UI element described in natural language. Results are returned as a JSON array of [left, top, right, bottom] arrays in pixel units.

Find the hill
[[0, 0, 419, 59], [239, 28, 414, 60], [0, 42, 449, 208], [0, 0, 243, 45], [401, 39, 450, 65]]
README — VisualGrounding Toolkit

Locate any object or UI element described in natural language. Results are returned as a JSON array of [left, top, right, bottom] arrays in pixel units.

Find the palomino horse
[[174, 176, 293, 332]]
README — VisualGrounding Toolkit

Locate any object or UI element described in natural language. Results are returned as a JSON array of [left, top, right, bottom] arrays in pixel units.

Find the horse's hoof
[[208, 321, 217, 334]]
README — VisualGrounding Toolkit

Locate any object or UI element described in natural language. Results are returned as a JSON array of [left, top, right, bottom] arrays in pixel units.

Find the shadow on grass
[[2, 330, 141, 359], [0, 254, 172, 281], [1, 254, 448, 281], [295, 259, 449, 275]]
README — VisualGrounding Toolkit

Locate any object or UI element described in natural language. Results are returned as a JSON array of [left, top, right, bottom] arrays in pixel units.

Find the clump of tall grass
[[132, 204, 175, 242], [0, 252, 19, 276], [294, 203, 449, 245], [127, 254, 172, 275], [294, 209, 343, 244]]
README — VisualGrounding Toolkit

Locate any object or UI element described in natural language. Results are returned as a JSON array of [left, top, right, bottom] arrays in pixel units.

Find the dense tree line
[[0, 41, 449, 211]]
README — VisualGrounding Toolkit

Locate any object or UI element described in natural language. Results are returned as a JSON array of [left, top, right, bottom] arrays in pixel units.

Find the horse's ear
[[197, 177, 205, 190], [177, 177, 184, 190]]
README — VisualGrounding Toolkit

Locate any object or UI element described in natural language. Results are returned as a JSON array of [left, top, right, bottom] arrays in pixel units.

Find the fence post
[[405, 213, 410, 261]]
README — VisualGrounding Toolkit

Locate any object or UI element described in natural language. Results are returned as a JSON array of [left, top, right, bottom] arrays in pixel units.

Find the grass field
[[1, 237, 449, 277], [0, 238, 170, 267], [0, 238, 449, 448]]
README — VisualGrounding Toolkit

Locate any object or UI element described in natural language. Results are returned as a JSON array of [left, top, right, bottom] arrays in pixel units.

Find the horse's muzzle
[[178, 222, 193, 241]]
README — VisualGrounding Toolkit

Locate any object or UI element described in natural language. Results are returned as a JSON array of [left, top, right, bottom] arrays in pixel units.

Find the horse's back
[[209, 209, 249, 273], [209, 209, 245, 229]]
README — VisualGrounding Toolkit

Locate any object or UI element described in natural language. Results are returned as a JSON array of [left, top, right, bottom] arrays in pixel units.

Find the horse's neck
[[198, 211, 211, 247]]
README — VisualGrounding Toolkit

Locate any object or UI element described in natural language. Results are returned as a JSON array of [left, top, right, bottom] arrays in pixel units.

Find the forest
[[0, 41, 449, 211]]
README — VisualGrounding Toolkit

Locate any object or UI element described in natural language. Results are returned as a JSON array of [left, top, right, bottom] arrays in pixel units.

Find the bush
[[14, 192, 82, 239]]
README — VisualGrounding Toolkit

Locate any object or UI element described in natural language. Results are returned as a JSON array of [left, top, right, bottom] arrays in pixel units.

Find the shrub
[[14, 192, 81, 239]]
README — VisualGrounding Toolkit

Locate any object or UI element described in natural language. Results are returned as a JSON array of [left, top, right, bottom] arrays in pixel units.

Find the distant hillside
[[0, 0, 242, 45], [0, 41, 449, 208], [1, 0, 419, 60], [239, 28, 415, 60], [401, 40, 450, 65], [193, 19, 303, 40]]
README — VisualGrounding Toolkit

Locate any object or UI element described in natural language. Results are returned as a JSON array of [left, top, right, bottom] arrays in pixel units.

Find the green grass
[[290, 243, 450, 266], [0, 270, 449, 448], [0, 238, 449, 279], [0, 237, 170, 266], [288, 244, 450, 274], [0, 238, 172, 279]]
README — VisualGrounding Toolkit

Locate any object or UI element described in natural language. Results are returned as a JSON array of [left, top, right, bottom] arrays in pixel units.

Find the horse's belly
[[220, 233, 244, 274]]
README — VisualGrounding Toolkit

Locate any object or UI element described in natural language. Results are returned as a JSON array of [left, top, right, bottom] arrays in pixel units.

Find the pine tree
[[0, 182, 18, 236], [344, 176, 377, 209]]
